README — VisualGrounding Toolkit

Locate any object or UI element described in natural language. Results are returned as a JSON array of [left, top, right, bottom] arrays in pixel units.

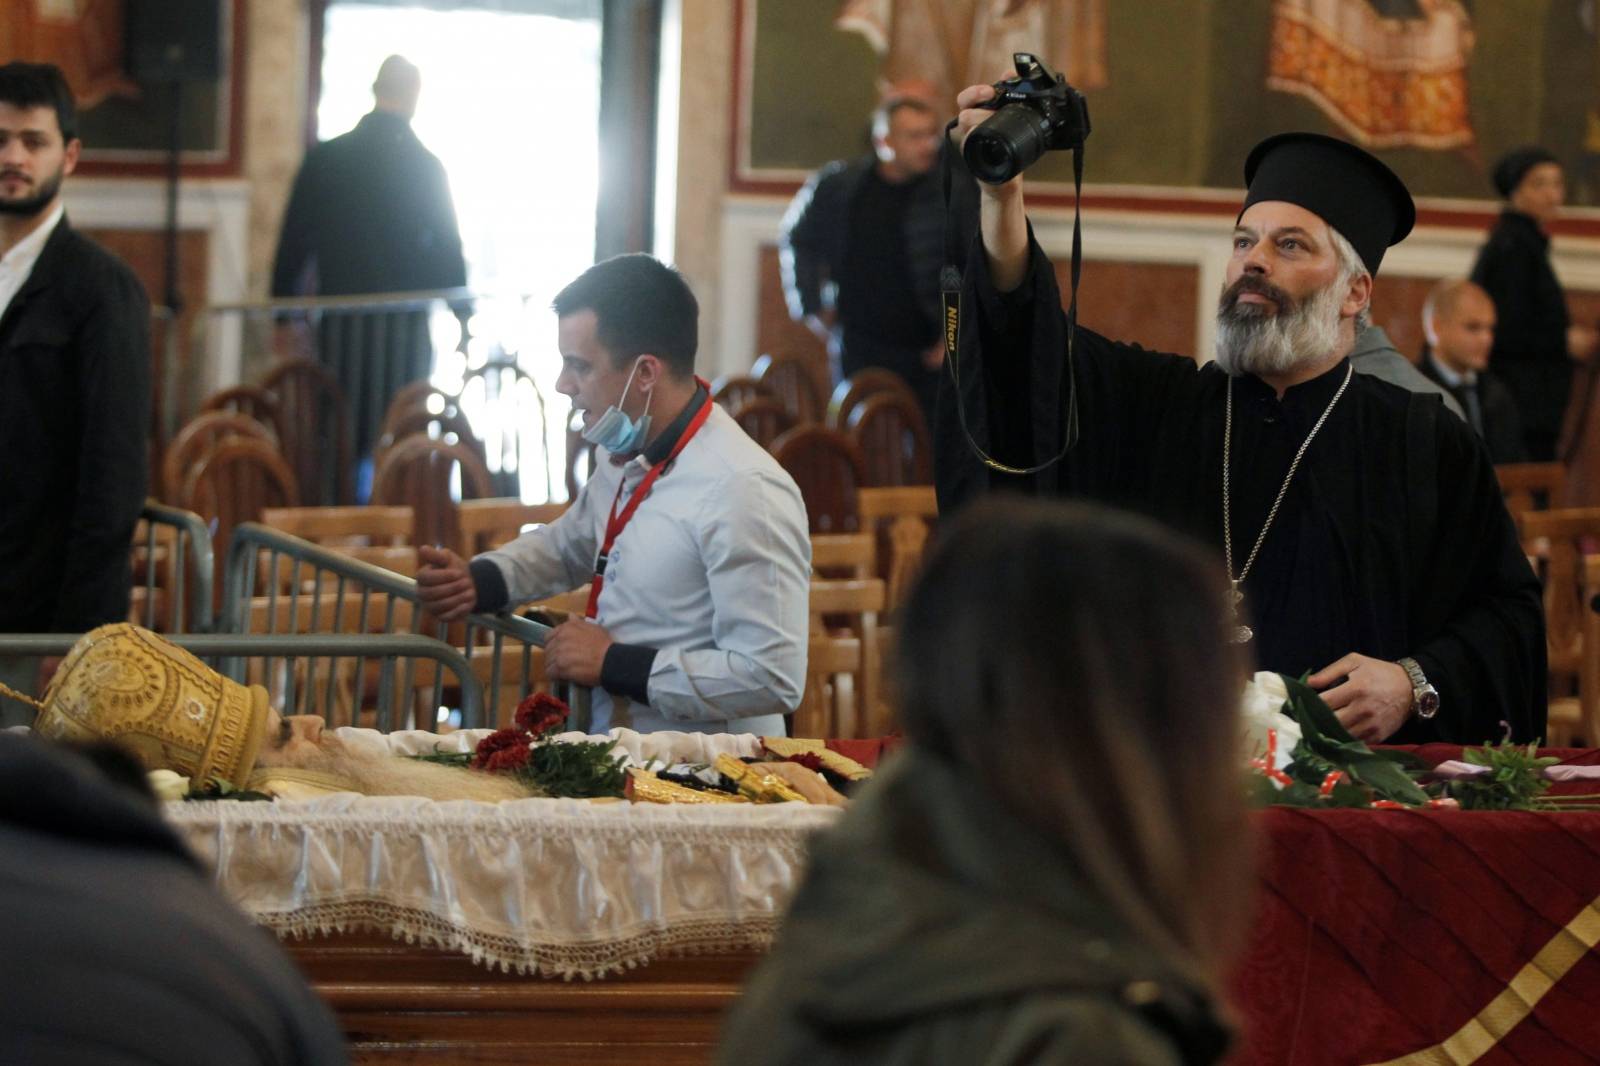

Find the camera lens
[[964, 104, 1051, 184]]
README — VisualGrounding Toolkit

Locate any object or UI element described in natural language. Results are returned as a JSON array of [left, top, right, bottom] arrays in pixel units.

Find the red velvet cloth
[[1229, 749, 1600, 1064]]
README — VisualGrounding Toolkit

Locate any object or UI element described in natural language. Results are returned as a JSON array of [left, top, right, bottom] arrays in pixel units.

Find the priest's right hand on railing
[[416, 545, 477, 623]]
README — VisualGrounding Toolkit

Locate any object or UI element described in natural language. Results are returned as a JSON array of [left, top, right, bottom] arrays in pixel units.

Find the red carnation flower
[[483, 743, 533, 773], [472, 728, 531, 770], [514, 692, 571, 738], [785, 752, 826, 773]]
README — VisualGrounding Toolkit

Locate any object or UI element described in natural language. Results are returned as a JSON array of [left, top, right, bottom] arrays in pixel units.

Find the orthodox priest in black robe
[[935, 94, 1545, 746]]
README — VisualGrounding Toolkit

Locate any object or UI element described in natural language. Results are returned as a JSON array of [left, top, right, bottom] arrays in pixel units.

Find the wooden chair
[[199, 384, 286, 445], [711, 374, 774, 412], [261, 357, 353, 506], [379, 381, 459, 438], [374, 406, 487, 472], [858, 485, 939, 609], [811, 532, 875, 580], [1516, 506, 1600, 745], [178, 437, 299, 564], [771, 425, 866, 534], [729, 397, 796, 450], [1547, 554, 1600, 747], [1497, 462, 1567, 525], [371, 435, 495, 555], [753, 351, 825, 424], [460, 359, 553, 500], [796, 578, 887, 739], [458, 498, 570, 554], [162, 411, 276, 506], [260, 506, 414, 546], [827, 369, 918, 429], [848, 391, 932, 486]]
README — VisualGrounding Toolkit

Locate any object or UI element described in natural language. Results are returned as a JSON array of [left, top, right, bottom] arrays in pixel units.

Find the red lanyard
[[585, 386, 714, 618]]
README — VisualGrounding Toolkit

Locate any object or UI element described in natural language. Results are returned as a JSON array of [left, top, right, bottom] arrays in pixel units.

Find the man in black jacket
[[1418, 278, 1526, 465], [0, 62, 151, 725], [779, 95, 945, 420], [272, 55, 467, 469]]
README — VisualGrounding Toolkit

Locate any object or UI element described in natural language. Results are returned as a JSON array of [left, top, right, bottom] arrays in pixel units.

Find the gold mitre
[[29, 623, 269, 786]]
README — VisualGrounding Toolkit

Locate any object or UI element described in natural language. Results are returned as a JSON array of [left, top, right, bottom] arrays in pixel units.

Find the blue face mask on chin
[[581, 356, 654, 454]]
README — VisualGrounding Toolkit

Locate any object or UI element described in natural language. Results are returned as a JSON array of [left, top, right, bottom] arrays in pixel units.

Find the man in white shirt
[[0, 62, 151, 726], [417, 255, 811, 735]]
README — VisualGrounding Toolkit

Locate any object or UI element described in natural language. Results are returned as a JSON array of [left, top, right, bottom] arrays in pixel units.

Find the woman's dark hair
[[895, 497, 1253, 988], [0, 62, 79, 143], [552, 253, 698, 377]]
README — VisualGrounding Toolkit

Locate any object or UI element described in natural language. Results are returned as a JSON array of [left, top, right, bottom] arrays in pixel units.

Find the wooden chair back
[[460, 360, 553, 500], [374, 406, 487, 472], [810, 532, 875, 580], [795, 578, 888, 739], [566, 425, 598, 500], [827, 369, 918, 429], [260, 357, 353, 506], [711, 374, 775, 412], [200, 384, 286, 445], [458, 498, 570, 554], [729, 397, 796, 450], [1516, 508, 1600, 733], [260, 505, 414, 546], [178, 437, 299, 563], [1544, 554, 1600, 747], [380, 381, 458, 438], [753, 351, 825, 424], [771, 425, 866, 534], [162, 411, 276, 506], [848, 391, 932, 486], [858, 485, 939, 609], [371, 435, 495, 554], [1497, 462, 1567, 525]]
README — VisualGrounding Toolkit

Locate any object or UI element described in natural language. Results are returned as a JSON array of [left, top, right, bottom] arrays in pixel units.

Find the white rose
[[1240, 671, 1299, 771], [147, 769, 191, 802]]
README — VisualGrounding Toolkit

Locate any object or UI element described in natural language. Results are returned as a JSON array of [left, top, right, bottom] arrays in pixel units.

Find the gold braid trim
[[1364, 893, 1600, 1065], [0, 681, 42, 710]]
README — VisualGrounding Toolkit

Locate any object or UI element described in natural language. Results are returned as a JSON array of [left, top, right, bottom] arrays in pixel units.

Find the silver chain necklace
[[1223, 362, 1354, 643]]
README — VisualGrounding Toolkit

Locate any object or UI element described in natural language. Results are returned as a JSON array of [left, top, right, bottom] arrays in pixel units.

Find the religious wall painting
[[0, 0, 243, 175], [735, 0, 1600, 218]]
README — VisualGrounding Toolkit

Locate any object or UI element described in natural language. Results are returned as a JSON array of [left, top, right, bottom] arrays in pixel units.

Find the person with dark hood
[[0, 733, 348, 1065], [717, 498, 1251, 1066], [935, 81, 1545, 746], [1470, 146, 1598, 461]]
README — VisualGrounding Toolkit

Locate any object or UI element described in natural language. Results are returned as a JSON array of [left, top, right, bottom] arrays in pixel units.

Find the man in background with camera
[[780, 93, 946, 422], [937, 68, 1543, 748]]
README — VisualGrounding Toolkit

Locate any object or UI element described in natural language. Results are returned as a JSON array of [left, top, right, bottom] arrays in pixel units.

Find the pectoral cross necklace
[[1222, 363, 1353, 644]]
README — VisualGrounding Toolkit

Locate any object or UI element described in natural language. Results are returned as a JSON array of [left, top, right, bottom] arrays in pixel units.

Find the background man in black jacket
[[1418, 278, 1526, 465], [0, 61, 151, 725], [272, 55, 468, 474], [780, 94, 945, 421]]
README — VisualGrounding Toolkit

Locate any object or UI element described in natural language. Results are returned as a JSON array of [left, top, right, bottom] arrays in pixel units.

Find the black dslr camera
[[963, 52, 1091, 185]]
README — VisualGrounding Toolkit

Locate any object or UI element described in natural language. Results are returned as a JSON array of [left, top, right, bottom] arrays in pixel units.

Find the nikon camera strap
[[939, 124, 1083, 476]]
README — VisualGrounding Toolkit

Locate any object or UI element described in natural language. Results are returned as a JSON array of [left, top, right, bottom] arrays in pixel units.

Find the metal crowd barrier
[[0, 632, 482, 731], [135, 500, 216, 634], [221, 522, 588, 731]]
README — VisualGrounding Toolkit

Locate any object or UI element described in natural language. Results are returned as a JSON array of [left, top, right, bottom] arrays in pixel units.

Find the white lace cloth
[[164, 728, 846, 978]]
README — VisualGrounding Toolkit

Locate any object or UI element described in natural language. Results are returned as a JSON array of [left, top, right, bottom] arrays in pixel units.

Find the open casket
[[166, 727, 855, 1065]]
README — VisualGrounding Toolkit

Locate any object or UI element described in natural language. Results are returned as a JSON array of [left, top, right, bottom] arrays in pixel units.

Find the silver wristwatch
[[1397, 657, 1439, 720]]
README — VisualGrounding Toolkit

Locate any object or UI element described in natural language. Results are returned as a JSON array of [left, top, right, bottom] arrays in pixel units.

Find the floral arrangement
[[1241, 673, 1600, 812], [414, 692, 628, 799]]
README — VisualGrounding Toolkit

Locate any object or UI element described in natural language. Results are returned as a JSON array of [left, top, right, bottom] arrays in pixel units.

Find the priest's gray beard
[[1213, 273, 1346, 378], [269, 734, 533, 802]]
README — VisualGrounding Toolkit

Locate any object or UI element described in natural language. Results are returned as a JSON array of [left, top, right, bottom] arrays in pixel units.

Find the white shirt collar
[[1426, 352, 1476, 388], [0, 201, 64, 273]]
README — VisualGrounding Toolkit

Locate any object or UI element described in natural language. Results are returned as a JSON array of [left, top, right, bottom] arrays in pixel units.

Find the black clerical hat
[[1240, 132, 1416, 275]]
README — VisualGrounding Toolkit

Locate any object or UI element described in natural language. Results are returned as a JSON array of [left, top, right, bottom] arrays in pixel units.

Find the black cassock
[[935, 235, 1546, 745]]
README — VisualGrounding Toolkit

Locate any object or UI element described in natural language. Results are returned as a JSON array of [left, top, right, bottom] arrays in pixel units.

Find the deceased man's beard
[[0, 166, 64, 217], [1214, 273, 1346, 378], [275, 735, 533, 802]]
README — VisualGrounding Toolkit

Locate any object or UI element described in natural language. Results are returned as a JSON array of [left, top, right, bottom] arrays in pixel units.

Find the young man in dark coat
[[0, 62, 151, 725], [1418, 278, 1526, 465], [936, 83, 1545, 747]]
